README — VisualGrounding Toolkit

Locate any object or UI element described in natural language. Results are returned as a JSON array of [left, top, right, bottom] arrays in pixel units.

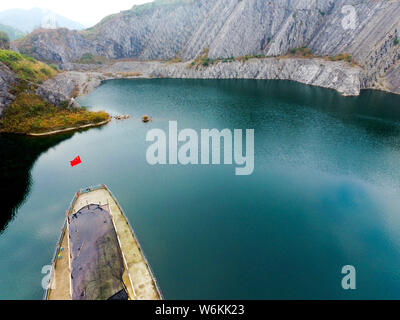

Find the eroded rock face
[[17, 0, 333, 62], [0, 62, 16, 116], [19, 0, 400, 95], [149, 58, 362, 96], [37, 58, 360, 101], [36, 71, 106, 106], [17, 28, 92, 63]]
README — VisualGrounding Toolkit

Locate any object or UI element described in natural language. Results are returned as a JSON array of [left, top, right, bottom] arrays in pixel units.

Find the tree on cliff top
[[0, 32, 10, 50]]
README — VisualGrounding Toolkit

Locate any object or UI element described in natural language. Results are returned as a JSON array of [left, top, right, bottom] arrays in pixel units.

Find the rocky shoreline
[[26, 117, 111, 137], [14, 0, 400, 99], [149, 58, 362, 96], [34, 57, 364, 108], [0, 56, 397, 124]]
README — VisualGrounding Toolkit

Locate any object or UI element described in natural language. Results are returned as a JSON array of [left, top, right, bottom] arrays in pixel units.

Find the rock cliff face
[[35, 71, 106, 106], [36, 58, 361, 103], [150, 58, 362, 96], [0, 62, 16, 116], [16, 0, 400, 95], [16, 0, 335, 62]]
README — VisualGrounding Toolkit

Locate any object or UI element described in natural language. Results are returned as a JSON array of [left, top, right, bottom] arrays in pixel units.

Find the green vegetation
[[285, 46, 357, 65], [0, 93, 109, 134], [190, 48, 213, 68], [237, 54, 266, 61], [48, 63, 59, 71], [328, 53, 354, 64], [0, 50, 110, 134], [75, 53, 108, 65], [189, 49, 268, 69], [0, 31, 10, 50], [0, 50, 57, 82], [288, 46, 313, 58], [186, 46, 357, 69], [221, 57, 236, 63]]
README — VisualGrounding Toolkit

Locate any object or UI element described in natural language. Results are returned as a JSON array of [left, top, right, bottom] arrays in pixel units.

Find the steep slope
[[0, 61, 16, 116], [0, 50, 109, 134], [15, 0, 400, 94]]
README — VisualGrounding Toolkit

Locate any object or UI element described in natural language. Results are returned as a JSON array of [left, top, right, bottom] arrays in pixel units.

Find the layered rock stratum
[[35, 71, 106, 106], [14, 0, 400, 96], [0, 62, 15, 116]]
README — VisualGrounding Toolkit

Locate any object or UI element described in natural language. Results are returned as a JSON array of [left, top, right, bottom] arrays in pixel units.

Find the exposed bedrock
[[17, 0, 400, 96], [37, 58, 362, 103], [0, 62, 16, 116]]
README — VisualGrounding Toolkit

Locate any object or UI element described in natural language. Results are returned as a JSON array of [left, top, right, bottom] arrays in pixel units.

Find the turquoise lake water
[[1, 79, 400, 299]]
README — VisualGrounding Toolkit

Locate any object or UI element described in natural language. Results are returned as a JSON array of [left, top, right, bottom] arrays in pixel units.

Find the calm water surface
[[1, 79, 400, 299]]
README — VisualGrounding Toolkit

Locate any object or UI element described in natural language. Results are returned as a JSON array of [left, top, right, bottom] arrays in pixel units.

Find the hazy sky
[[0, 0, 154, 27]]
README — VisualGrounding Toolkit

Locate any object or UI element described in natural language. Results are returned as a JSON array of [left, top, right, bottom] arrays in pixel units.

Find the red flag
[[70, 156, 82, 167]]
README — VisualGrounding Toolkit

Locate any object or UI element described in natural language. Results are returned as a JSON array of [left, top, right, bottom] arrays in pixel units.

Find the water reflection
[[2, 79, 400, 299], [0, 133, 73, 234]]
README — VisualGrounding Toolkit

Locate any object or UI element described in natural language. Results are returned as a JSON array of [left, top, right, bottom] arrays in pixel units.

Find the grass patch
[[284, 47, 358, 65], [0, 50, 57, 82], [190, 48, 240, 68], [48, 63, 59, 71], [236, 54, 266, 62], [327, 53, 354, 63], [287, 46, 314, 58], [186, 46, 358, 69], [0, 49, 110, 134], [189, 48, 212, 68], [0, 92, 109, 134], [188, 50, 268, 69], [75, 53, 108, 65]]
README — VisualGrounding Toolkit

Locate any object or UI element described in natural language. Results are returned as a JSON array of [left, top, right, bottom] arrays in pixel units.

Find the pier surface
[[47, 188, 161, 300]]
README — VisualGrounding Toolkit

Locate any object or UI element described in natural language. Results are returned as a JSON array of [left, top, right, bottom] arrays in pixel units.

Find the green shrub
[[0, 49, 57, 82], [0, 50, 23, 63], [0, 92, 110, 134], [48, 63, 59, 71], [40, 67, 52, 77], [76, 52, 107, 64], [22, 54, 36, 62]]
